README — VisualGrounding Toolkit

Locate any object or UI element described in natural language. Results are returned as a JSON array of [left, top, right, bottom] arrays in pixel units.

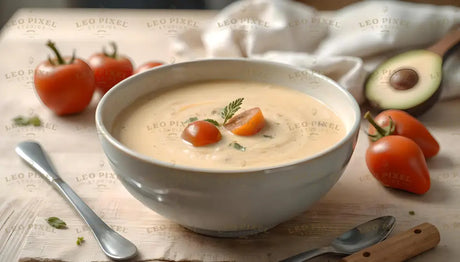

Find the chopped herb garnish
[[263, 134, 273, 139], [229, 141, 246, 151], [203, 119, 220, 126], [409, 211, 415, 215], [28, 116, 42, 126], [185, 117, 198, 123], [76, 236, 84, 245], [13, 115, 42, 126], [221, 98, 244, 125], [46, 217, 67, 229], [13, 116, 29, 126]]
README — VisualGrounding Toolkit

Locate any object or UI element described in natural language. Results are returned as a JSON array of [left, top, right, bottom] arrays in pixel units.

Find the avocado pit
[[389, 68, 419, 90]]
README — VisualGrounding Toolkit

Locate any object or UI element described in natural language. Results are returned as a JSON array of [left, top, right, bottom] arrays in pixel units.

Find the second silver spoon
[[280, 215, 396, 262]]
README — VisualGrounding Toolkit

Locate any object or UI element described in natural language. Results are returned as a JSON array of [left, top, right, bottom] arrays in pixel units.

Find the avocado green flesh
[[365, 50, 442, 112]]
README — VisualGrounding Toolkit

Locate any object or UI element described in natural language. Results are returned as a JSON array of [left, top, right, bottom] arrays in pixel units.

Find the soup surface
[[112, 80, 346, 170]]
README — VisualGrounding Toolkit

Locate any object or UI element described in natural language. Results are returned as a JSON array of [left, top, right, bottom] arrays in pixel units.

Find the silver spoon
[[15, 141, 137, 261], [280, 215, 396, 262]]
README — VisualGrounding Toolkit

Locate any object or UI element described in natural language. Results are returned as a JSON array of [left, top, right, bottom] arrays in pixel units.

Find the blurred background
[[1, 0, 459, 29]]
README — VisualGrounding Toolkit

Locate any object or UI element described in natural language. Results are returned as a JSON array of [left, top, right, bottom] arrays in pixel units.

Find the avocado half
[[365, 50, 443, 116]]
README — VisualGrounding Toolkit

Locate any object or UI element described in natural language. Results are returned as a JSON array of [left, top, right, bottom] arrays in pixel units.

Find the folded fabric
[[173, 0, 460, 104]]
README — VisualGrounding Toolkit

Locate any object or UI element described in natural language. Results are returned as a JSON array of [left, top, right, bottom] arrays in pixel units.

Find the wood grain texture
[[341, 223, 440, 262]]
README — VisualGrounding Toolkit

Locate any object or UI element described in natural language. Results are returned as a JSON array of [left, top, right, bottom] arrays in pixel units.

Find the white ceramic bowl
[[95, 59, 360, 237]]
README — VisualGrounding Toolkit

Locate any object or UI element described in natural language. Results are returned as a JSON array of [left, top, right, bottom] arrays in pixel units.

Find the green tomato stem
[[69, 49, 76, 64], [103, 42, 118, 58], [364, 111, 394, 141], [46, 40, 66, 65]]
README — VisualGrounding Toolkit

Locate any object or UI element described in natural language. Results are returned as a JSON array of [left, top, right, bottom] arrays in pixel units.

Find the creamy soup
[[112, 80, 346, 170]]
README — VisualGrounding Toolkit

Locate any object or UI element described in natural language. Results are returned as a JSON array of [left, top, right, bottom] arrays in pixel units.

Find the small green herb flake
[[409, 210, 415, 216], [230, 142, 246, 152], [13, 115, 42, 126], [76, 236, 84, 246], [46, 217, 67, 229], [13, 116, 29, 126], [221, 98, 244, 125], [28, 116, 42, 126], [203, 119, 220, 126], [186, 117, 198, 123], [263, 134, 273, 139]]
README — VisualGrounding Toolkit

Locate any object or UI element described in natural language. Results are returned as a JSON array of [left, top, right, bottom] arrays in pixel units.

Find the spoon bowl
[[280, 216, 396, 262], [15, 141, 138, 261]]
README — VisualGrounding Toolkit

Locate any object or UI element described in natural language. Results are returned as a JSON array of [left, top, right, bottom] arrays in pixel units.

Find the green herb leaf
[[13, 115, 42, 126], [28, 116, 42, 126], [76, 236, 84, 245], [13, 116, 29, 126], [46, 217, 67, 229], [229, 141, 246, 152], [203, 119, 220, 126], [409, 210, 415, 215], [185, 117, 198, 123], [221, 98, 244, 125], [263, 134, 273, 139]]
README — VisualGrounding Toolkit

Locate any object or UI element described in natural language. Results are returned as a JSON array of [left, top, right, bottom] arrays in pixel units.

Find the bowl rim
[[95, 58, 361, 174]]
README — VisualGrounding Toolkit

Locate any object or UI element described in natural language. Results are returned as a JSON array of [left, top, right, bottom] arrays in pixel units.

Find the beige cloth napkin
[[173, 0, 460, 104]]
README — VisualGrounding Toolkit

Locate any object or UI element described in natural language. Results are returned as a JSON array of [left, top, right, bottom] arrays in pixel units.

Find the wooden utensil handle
[[427, 25, 460, 57], [341, 223, 440, 262]]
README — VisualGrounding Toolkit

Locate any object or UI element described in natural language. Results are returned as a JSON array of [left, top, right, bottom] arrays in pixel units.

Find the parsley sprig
[[221, 98, 244, 125], [184, 98, 244, 126], [203, 119, 220, 126]]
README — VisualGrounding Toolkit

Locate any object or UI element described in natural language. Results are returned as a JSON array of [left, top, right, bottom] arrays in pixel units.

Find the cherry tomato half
[[181, 120, 222, 147], [224, 107, 265, 136]]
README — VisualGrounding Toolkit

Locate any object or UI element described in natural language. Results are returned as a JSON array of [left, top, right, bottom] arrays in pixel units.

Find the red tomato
[[34, 40, 95, 115], [224, 107, 265, 136], [133, 61, 164, 74], [366, 135, 430, 194], [181, 120, 222, 146], [88, 42, 133, 94], [365, 110, 439, 158]]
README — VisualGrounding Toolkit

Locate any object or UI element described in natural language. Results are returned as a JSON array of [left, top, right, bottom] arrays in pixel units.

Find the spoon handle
[[341, 222, 440, 262], [15, 141, 137, 261], [279, 246, 334, 262]]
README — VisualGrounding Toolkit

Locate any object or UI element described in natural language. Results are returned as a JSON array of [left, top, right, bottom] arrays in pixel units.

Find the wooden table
[[1, 8, 459, 262]]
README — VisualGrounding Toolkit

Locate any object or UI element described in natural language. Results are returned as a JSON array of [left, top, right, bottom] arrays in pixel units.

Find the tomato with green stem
[[181, 120, 222, 146], [365, 110, 439, 158], [88, 42, 133, 94], [34, 40, 95, 115], [366, 135, 431, 194]]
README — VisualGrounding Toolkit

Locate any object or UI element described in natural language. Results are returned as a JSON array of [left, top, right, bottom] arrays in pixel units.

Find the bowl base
[[182, 224, 276, 238]]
